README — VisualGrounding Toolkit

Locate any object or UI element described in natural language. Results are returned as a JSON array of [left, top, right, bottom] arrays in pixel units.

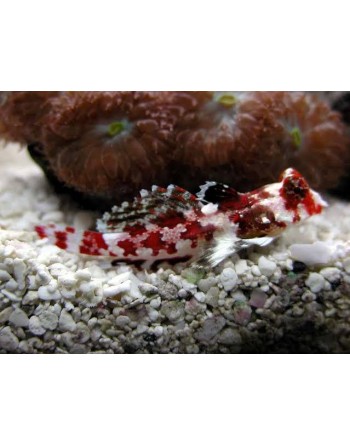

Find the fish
[[35, 168, 327, 268]]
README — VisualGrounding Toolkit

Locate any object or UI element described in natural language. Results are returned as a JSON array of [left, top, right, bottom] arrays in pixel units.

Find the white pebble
[[320, 267, 341, 283], [285, 258, 294, 271], [27, 275, 37, 289], [235, 259, 248, 275], [107, 271, 134, 286], [290, 241, 332, 266], [13, 259, 26, 290], [64, 301, 75, 311], [148, 308, 159, 322], [81, 308, 92, 322], [219, 268, 238, 292], [231, 290, 247, 303], [0, 307, 14, 323], [75, 269, 92, 281], [205, 287, 220, 307], [72, 308, 81, 322], [258, 256, 276, 277], [28, 316, 46, 336], [49, 263, 69, 278], [18, 340, 30, 353], [2, 288, 21, 302], [103, 282, 131, 298], [36, 268, 52, 285], [59, 310, 77, 332], [154, 326, 164, 337], [9, 308, 29, 327], [251, 265, 261, 276], [194, 291, 206, 303], [90, 328, 102, 342], [0, 327, 19, 351], [136, 324, 148, 335], [5, 278, 18, 292], [74, 322, 91, 343], [52, 303, 62, 316], [150, 296, 161, 309], [115, 315, 130, 328], [169, 274, 196, 292], [22, 291, 38, 305], [3, 245, 15, 256], [38, 310, 59, 330], [61, 332, 74, 348], [198, 277, 217, 293], [88, 317, 98, 329], [58, 273, 77, 288], [139, 283, 158, 295], [0, 270, 11, 282], [305, 272, 326, 293], [38, 285, 61, 301], [344, 257, 350, 274]]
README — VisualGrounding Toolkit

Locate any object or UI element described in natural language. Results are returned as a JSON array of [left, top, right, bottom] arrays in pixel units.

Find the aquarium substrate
[[0, 144, 350, 353]]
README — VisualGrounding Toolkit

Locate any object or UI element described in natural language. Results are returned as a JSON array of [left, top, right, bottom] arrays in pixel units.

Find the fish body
[[35, 168, 327, 267]]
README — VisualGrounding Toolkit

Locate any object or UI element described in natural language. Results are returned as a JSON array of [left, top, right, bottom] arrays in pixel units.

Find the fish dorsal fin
[[97, 185, 201, 233], [197, 181, 247, 211], [197, 181, 239, 203]]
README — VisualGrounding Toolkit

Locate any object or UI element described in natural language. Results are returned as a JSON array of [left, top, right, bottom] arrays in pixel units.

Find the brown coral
[[172, 91, 350, 191], [0, 91, 59, 144], [315, 91, 350, 198], [0, 91, 349, 209], [259, 92, 350, 189], [38, 91, 207, 203]]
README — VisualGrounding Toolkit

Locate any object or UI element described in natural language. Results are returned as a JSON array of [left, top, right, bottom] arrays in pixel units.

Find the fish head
[[234, 168, 328, 239]]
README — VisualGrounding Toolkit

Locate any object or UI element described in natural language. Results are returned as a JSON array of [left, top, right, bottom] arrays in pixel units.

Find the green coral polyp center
[[290, 127, 302, 148], [108, 121, 126, 137], [217, 94, 236, 107]]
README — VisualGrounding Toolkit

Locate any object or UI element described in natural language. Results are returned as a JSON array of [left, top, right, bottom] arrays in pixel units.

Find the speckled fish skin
[[35, 168, 327, 267]]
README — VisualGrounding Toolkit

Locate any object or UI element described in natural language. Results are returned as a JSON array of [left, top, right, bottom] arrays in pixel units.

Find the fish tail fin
[[35, 224, 110, 256]]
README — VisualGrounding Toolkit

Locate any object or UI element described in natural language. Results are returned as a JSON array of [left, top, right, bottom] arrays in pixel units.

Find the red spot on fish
[[182, 221, 210, 240], [166, 243, 177, 255], [117, 238, 138, 256], [80, 231, 109, 256], [54, 231, 68, 250], [303, 193, 323, 216], [35, 225, 47, 238], [143, 231, 165, 256], [123, 224, 147, 237], [219, 193, 250, 212], [158, 215, 187, 229]]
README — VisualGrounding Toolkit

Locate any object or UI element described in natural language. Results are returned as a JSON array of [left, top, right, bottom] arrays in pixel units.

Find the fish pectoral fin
[[198, 231, 241, 267], [199, 234, 276, 267], [238, 236, 276, 248]]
